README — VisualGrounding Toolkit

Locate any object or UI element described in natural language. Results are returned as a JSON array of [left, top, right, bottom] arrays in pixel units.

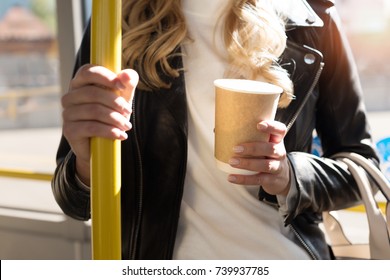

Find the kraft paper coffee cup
[[214, 79, 282, 174]]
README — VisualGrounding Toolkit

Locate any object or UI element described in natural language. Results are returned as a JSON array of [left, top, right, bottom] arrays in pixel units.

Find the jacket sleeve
[[284, 1, 380, 222], [52, 146, 91, 220], [51, 24, 92, 221]]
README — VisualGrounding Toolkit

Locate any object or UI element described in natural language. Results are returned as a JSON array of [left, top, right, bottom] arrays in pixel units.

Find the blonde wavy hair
[[122, 0, 293, 107]]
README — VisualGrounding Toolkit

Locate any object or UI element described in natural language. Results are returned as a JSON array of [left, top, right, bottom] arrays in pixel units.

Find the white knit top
[[173, 0, 310, 260]]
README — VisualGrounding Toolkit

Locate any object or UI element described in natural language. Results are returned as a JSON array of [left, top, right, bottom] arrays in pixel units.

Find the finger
[[227, 172, 286, 192], [63, 103, 132, 132], [63, 120, 129, 141], [229, 157, 282, 174], [257, 120, 287, 143], [227, 173, 265, 186], [117, 69, 139, 102], [233, 141, 285, 159], [71, 64, 124, 90], [62, 86, 132, 116]]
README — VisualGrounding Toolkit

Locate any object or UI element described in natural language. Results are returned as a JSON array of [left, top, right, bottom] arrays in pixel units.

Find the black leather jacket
[[52, 0, 379, 260]]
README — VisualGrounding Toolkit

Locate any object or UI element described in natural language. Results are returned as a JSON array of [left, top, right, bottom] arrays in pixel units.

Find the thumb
[[258, 120, 287, 144], [117, 69, 139, 102]]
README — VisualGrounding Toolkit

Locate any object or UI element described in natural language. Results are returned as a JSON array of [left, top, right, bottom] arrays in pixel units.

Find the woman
[[52, 0, 379, 259]]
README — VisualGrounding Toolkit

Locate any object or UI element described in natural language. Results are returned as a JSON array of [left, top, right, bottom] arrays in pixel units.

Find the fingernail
[[120, 131, 128, 140], [257, 122, 268, 131], [124, 121, 132, 130], [233, 146, 244, 153], [123, 102, 132, 114], [228, 175, 237, 182], [229, 158, 240, 166]]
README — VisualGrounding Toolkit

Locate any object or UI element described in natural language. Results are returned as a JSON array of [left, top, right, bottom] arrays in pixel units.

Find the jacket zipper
[[285, 62, 325, 260], [289, 224, 318, 260], [167, 133, 188, 258], [129, 98, 144, 260], [286, 62, 324, 132]]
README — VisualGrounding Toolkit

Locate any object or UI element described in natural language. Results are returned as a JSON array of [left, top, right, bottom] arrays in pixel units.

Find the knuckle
[[62, 123, 72, 138], [269, 143, 279, 156], [242, 144, 256, 155], [60, 92, 70, 108], [73, 65, 93, 84], [270, 143, 286, 159], [88, 104, 115, 122], [84, 122, 100, 135], [265, 160, 281, 174], [78, 64, 94, 78], [61, 108, 68, 121], [255, 175, 263, 185], [239, 176, 251, 185], [86, 104, 104, 118], [239, 158, 250, 168], [279, 153, 287, 161], [259, 176, 272, 188], [263, 160, 274, 173]]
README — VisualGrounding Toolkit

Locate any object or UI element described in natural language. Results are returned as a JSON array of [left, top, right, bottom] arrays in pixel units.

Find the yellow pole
[[0, 168, 52, 181], [90, 0, 122, 260]]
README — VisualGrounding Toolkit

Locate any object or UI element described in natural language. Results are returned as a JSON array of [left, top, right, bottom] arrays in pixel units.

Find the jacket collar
[[273, 0, 324, 30]]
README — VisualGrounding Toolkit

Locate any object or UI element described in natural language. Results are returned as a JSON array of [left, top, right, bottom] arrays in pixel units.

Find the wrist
[[75, 158, 90, 186]]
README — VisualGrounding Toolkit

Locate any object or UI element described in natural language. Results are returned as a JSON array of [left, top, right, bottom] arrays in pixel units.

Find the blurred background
[[0, 0, 389, 259]]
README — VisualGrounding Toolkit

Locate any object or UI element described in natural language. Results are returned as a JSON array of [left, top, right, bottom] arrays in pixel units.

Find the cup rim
[[214, 79, 283, 95]]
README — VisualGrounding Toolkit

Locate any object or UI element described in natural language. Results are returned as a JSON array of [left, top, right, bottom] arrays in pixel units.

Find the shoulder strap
[[325, 152, 390, 259]]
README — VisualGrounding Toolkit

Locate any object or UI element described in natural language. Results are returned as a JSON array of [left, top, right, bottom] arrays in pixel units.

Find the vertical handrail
[[90, 0, 122, 260]]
